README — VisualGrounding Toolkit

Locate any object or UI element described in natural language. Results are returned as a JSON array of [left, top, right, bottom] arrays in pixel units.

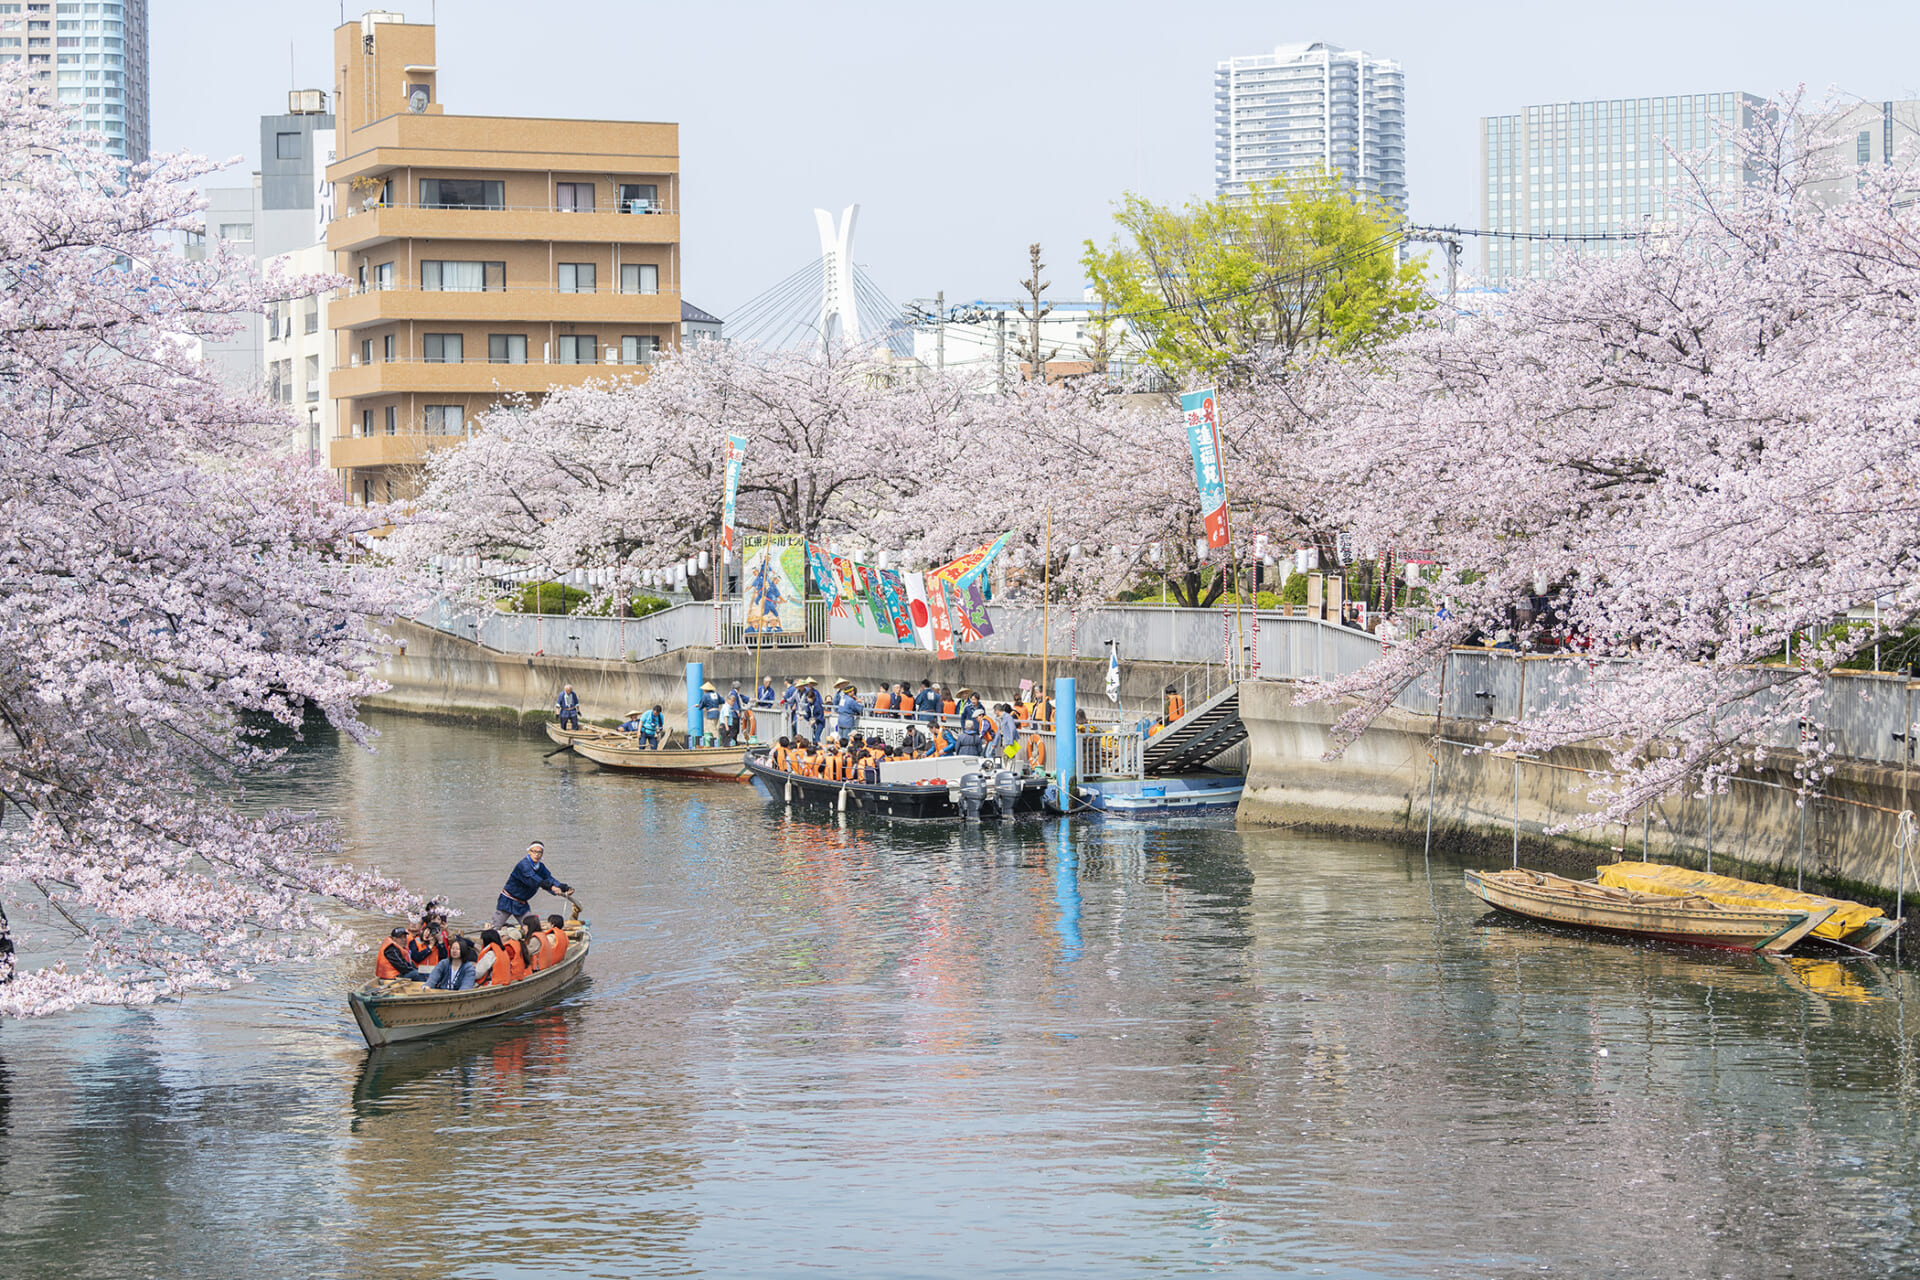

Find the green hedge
[[508, 582, 671, 617]]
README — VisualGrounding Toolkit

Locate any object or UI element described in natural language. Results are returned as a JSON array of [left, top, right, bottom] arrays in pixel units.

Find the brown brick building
[[324, 11, 680, 503]]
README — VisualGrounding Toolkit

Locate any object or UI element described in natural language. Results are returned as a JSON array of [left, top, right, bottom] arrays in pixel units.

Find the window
[[357, 262, 367, 288], [617, 183, 657, 213], [620, 263, 658, 294], [555, 334, 598, 364], [266, 306, 280, 341], [362, 478, 372, 505], [218, 222, 252, 241], [274, 130, 300, 160], [383, 334, 396, 360], [372, 261, 393, 291], [556, 263, 596, 293], [420, 260, 504, 291], [1859, 130, 1872, 165], [303, 301, 318, 334], [360, 337, 373, 365], [424, 404, 464, 435], [422, 333, 463, 363], [384, 405, 397, 436], [488, 333, 527, 364], [304, 354, 319, 400], [621, 335, 660, 364], [361, 408, 373, 437], [419, 178, 504, 209], [555, 181, 594, 212]]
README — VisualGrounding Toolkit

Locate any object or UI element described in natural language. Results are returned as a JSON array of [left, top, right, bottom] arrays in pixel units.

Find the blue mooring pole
[[686, 660, 705, 743], [1054, 675, 1077, 805]]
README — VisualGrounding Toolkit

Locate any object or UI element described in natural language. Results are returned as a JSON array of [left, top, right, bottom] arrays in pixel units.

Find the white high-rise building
[[1479, 92, 1764, 282], [1214, 42, 1405, 210], [0, 0, 149, 161]]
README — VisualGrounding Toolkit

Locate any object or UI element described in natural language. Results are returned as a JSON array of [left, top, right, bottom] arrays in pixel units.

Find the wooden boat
[[1594, 861, 1902, 952], [348, 924, 590, 1048], [544, 721, 622, 747], [572, 736, 751, 780], [1464, 867, 1837, 954], [744, 746, 1051, 820]]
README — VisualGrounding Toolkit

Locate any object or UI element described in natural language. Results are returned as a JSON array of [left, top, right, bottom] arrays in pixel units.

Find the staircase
[[1142, 685, 1245, 775]]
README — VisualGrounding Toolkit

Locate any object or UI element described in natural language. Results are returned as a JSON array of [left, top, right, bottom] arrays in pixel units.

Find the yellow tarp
[[1596, 861, 1881, 941]]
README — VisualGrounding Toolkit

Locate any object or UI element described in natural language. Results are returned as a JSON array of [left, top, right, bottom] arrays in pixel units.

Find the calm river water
[[3, 713, 1919, 1278]]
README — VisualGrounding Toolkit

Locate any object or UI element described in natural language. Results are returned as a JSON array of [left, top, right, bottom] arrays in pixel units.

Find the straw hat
[[624, 709, 644, 718], [700, 681, 716, 691]]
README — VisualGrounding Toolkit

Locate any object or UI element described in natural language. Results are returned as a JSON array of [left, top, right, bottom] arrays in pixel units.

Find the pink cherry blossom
[[0, 70, 417, 1018]]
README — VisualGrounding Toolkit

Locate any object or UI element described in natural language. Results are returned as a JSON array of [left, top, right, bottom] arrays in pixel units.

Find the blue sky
[[156, 0, 1920, 314]]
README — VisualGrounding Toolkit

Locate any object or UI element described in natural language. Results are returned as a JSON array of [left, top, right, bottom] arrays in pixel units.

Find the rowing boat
[[348, 923, 590, 1048], [1594, 861, 1901, 952], [545, 721, 621, 747], [571, 737, 750, 780], [1464, 867, 1836, 953]]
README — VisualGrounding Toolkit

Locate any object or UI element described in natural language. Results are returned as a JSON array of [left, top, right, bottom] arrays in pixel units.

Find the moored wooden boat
[[349, 927, 590, 1048], [1594, 861, 1902, 952], [545, 721, 623, 748], [572, 737, 751, 780], [1465, 867, 1836, 954]]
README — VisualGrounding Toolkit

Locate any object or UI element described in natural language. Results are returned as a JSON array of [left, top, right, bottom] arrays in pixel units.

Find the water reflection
[[0, 714, 1917, 1278]]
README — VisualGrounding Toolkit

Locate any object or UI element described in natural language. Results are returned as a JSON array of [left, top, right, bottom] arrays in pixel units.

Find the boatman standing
[[493, 841, 573, 927]]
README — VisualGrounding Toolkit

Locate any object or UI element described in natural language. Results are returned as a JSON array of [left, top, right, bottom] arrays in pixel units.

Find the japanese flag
[[901, 572, 936, 652]]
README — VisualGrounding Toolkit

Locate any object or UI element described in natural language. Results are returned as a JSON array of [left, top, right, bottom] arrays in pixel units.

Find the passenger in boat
[[995, 704, 1019, 758], [544, 914, 571, 966], [492, 841, 573, 928], [427, 936, 479, 990], [638, 705, 665, 749], [956, 689, 984, 756], [770, 736, 793, 772], [487, 927, 528, 985], [406, 921, 442, 973], [556, 685, 581, 730], [519, 913, 549, 971], [619, 709, 645, 733], [376, 927, 429, 982], [474, 929, 505, 985], [913, 679, 941, 727]]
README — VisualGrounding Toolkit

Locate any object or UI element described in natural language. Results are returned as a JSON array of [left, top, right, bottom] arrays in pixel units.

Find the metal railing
[[337, 199, 679, 217], [715, 599, 830, 648]]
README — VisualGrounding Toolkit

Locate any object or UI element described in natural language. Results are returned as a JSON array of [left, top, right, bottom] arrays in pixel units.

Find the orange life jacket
[[1166, 694, 1185, 721], [772, 745, 790, 771], [873, 690, 894, 712], [505, 941, 529, 984], [942, 699, 957, 715], [375, 941, 408, 980], [482, 942, 515, 986], [544, 927, 569, 966]]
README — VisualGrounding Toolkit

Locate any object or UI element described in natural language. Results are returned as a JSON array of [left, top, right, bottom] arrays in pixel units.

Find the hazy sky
[[155, 1, 1920, 315]]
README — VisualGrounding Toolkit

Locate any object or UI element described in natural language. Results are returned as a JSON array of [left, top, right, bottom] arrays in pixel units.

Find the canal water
[[2, 713, 1918, 1279]]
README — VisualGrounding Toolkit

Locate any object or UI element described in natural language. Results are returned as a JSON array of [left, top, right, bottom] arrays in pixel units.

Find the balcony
[[329, 356, 660, 400], [328, 431, 465, 471], [327, 283, 682, 331], [328, 200, 680, 252]]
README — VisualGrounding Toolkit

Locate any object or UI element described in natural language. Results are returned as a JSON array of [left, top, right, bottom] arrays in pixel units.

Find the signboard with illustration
[[742, 536, 807, 635]]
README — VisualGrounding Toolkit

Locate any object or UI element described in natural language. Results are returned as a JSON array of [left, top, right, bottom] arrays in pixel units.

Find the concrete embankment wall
[[1237, 680, 1919, 900], [367, 618, 1203, 731]]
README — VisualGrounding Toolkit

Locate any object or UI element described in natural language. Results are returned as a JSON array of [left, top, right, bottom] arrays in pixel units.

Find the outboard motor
[[993, 768, 1022, 818], [958, 772, 985, 821]]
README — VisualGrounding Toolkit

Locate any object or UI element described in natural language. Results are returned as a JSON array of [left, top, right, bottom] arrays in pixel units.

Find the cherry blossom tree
[[0, 72, 415, 1017], [1274, 97, 1920, 820]]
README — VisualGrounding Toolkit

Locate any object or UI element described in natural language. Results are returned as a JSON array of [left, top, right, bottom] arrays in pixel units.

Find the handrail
[[338, 200, 679, 217], [334, 282, 682, 299]]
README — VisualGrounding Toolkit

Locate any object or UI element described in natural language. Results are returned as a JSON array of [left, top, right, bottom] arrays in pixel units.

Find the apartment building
[[324, 11, 680, 504], [1479, 92, 1764, 282], [0, 0, 148, 161], [1214, 41, 1406, 211]]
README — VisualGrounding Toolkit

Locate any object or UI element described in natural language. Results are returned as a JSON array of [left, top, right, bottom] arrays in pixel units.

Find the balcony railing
[[335, 281, 680, 300], [334, 352, 665, 373], [336, 197, 678, 218]]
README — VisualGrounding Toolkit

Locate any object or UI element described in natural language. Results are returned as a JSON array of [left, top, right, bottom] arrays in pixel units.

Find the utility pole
[[1403, 227, 1465, 331], [995, 309, 1007, 394], [935, 290, 944, 374]]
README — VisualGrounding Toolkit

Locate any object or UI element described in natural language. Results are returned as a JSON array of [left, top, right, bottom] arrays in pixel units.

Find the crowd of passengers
[[374, 903, 575, 992]]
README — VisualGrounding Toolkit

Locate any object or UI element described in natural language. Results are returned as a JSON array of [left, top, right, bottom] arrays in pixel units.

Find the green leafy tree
[[1082, 171, 1429, 384]]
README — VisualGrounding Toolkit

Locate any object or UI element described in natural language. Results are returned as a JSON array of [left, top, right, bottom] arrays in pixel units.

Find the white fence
[[408, 599, 1920, 769]]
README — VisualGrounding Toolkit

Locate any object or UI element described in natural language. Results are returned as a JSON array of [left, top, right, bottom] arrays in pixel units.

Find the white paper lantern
[[1149, 542, 1162, 565], [698, 549, 710, 572]]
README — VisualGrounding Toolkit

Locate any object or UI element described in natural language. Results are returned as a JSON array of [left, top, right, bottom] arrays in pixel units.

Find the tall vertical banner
[[1181, 388, 1231, 549], [719, 434, 748, 554], [926, 575, 959, 661], [901, 572, 937, 653], [873, 568, 916, 646], [742, 536, 806, 636], [804, 541, 840, 613]]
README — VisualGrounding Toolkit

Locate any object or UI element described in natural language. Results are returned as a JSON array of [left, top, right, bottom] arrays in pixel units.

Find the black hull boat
[[745, 748, 1051, 820]]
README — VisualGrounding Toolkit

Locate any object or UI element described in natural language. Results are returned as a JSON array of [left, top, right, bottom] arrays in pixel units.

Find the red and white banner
[[901, 572, 936, 653]]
